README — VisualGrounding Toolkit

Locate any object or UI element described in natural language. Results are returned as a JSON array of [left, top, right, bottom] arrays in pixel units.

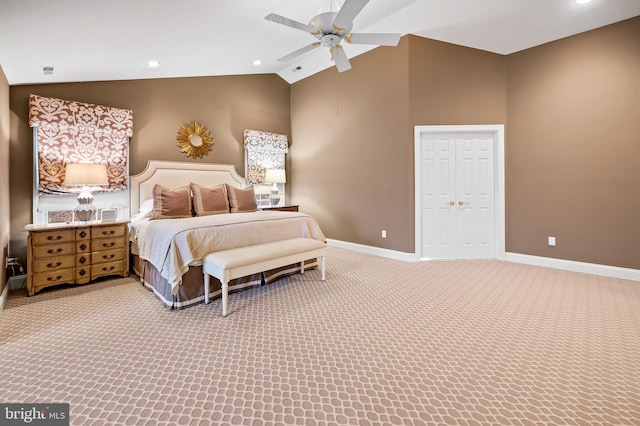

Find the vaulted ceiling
[[1, 0, 639, 85]]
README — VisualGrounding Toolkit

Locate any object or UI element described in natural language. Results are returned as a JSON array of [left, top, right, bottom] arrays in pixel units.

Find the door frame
[[414, 125, 505, 260]]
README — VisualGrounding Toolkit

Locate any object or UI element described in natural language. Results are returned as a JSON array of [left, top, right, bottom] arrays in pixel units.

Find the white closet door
[[456, 134, 494, 259], [420, 132, 495, 259]]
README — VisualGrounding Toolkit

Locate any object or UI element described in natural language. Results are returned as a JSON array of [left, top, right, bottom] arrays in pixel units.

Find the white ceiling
[[1, 0, 639, 86]]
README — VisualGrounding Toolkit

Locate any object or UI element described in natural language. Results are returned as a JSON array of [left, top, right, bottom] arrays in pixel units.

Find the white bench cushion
[[203, 238, 325, 270]]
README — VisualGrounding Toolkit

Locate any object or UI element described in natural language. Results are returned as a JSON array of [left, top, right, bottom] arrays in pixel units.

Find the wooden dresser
[[25, 220, 130, 296]]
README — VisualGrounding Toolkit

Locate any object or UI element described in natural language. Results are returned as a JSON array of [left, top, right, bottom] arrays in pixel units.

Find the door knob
[[449, 201, 455, 206], [458, 201, 469, 206]]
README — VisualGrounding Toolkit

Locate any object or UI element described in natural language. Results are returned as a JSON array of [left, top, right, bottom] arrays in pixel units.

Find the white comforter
[[131, 211, 326, 294]]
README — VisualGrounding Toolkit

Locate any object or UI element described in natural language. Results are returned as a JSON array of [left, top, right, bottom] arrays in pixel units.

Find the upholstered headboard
[[129, 160, 246, 215]]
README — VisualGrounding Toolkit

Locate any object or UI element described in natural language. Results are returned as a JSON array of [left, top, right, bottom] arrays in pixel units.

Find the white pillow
[[139, 198, 154, 216]]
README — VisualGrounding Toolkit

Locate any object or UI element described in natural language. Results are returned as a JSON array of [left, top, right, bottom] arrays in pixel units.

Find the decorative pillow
[[150, 184, 192, 219], [226, 184, 258, 213], [191, 183, 230, 216]]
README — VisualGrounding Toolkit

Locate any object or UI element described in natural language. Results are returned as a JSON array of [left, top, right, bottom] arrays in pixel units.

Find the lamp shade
[[63, 163, 109, 186], [264, 168, 286, 184]]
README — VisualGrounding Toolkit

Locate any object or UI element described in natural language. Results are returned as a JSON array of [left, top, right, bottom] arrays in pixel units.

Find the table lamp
[[63, 163, 109, 221]]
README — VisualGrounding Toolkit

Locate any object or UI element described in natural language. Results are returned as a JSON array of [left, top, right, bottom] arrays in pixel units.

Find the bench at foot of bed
[[203, 238, 326, 317]]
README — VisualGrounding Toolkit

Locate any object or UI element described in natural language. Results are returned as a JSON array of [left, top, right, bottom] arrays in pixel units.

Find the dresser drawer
[[32, 229, 75, 245], [76, 253, 91, 267], [92, 225, 126, 239], [76, 240, 91, 253], [33, 242, 75, 258], [75, 228, 91, 241], [33, 268, 74, 287], [93, 248, 124, 264], [33, 255, 75, 273], [75, 267, 91, 284], [92, 237, 125, 251], [91, 260, 125, 279]]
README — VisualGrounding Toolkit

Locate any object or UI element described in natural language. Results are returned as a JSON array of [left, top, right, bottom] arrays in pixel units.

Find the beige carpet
[[1, 247, 639, 425]]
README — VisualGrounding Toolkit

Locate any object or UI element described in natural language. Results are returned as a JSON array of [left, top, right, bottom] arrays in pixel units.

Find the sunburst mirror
[[176, 122, 213, 159]]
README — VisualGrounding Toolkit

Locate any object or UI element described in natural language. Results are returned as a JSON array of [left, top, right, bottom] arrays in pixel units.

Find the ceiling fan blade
[[265, 13, 317, 35], [332, 0, 369, 33], [345, 32, 401, 46], [277, 43, 321, 63], [330, 45, 352, 73]]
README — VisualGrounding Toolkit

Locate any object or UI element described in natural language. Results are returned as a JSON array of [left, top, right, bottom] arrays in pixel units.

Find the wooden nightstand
[[24, 220, 130, 296], [261, 205, 299, 212]]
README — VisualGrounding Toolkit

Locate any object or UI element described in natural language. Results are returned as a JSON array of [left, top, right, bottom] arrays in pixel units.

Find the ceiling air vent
[[42, 66, 54, 75]]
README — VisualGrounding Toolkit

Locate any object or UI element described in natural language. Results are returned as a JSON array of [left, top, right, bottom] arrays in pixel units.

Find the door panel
[[421, 134, 456, 258]]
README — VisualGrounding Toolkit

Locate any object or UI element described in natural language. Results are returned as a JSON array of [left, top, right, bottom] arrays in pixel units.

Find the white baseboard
[[0, 282, 9, 317], [326, 239, 419, 262], [504, 252, 640, 282], [327, 239, 640, 282]]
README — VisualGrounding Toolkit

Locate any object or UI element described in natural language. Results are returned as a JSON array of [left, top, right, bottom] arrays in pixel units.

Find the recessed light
[[575, 0, 591, 4], [253, 59, 262, 66], [147, 61, 160, 68]]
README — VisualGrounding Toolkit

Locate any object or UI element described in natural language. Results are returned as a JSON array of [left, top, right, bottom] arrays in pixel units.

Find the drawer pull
[[102, 230, 116, 236], [46, 262, 62, 268], [47, 235, 63, 241], [47, 275, 63, 281], [80, 243, 87, 251], [79, 231, 87, 238], [47, 248, 63, 254], [102, 242, 116, 248], [103, 254, 116, 260], [79, 257, 87, 264], [79, 269, 87, 276], [102, 266, 115, 272]]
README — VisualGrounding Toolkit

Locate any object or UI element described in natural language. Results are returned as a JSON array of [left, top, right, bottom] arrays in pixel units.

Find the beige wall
[[291, 37, 412, 252], [290, 35, 506, 253], [505, 16, 640, 269], [0, 65, 9, 295], [9, 74, 291, 264]]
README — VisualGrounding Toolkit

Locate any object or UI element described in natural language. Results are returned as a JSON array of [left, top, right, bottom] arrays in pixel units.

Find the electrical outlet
[[548, 236, 556, 246], [381, 230, 387, 238]]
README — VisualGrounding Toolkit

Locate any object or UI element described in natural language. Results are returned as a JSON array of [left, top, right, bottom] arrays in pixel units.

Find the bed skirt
[[132, 254, 317, 310]]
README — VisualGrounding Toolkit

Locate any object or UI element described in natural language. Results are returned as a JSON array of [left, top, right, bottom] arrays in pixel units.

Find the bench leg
[[204, 273, 210, 304], [300, 261, 304, 274], [320, 254, 325, 281], [222, 279, 229, 317]]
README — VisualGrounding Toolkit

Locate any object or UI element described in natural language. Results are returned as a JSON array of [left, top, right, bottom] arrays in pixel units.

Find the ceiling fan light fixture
[[265, 0, 400, 73]]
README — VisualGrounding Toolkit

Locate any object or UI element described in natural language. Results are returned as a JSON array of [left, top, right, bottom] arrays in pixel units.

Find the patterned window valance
[[28, 94, 134, 195], [243, 129, 288, 184]]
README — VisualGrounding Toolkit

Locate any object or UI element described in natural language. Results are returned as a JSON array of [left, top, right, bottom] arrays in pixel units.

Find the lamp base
[[74, 187, 97, 222], [269, 191, 280, 207]]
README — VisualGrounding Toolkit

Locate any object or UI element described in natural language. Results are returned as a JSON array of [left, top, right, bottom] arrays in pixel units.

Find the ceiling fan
[[265, 0, 401, 72]]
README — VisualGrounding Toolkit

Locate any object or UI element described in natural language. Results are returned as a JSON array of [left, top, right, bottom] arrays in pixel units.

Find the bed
[[129, 160, 326, 309]]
